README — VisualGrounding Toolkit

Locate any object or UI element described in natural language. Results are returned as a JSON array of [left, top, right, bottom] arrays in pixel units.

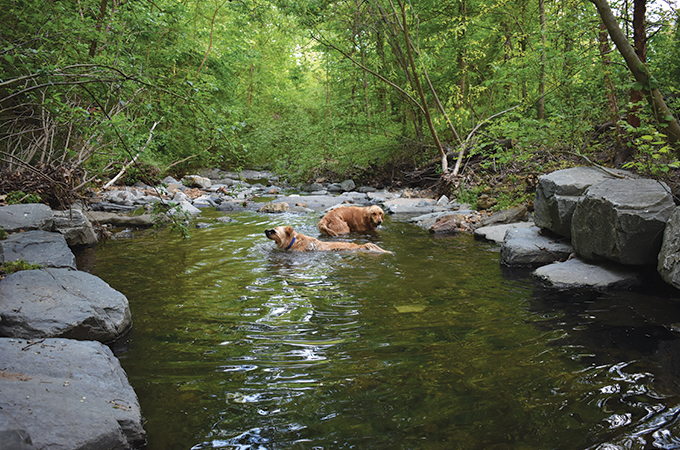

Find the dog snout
[[265, 229, 275, 237]]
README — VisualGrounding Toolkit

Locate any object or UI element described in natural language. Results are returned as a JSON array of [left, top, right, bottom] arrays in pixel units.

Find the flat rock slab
[[0, 338, 146, 450], [500, 226, 574, 267], [0, 204, 53, 234], [383, 198, 448, 214], [0, 230, 76, 269], [0, 268, 131, 342], [533, 257, 641, 289], [85, 211, 155, 227], [474, 221, 535, 243]]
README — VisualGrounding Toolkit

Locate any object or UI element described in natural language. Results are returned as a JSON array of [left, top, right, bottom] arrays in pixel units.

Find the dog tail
[[317, 222, 338, 236], [362, 243, 392, 254]]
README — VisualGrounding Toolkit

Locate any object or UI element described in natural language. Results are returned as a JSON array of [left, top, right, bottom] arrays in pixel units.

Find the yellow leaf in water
[[395, 305, 427, 313]]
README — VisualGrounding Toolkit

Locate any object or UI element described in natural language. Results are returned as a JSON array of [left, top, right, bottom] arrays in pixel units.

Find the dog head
[[265, 226, 297, 249], [365, 205, 385, 227]]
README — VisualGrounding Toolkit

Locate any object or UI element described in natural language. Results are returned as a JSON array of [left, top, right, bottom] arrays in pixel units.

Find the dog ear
[[284, 226, 294, 236]]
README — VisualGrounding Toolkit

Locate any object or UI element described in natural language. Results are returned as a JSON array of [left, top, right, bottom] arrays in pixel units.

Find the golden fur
[[317, 205, 385, 236], [265, 226, 391, 253]]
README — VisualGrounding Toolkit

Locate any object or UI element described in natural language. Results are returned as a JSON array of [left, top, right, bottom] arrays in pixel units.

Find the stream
[[85, 208, 680, 449]]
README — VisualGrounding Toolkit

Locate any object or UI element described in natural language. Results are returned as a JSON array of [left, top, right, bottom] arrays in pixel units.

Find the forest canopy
[[0, 0, 679, 200]]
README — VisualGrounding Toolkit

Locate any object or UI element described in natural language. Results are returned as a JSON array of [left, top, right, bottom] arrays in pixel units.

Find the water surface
[[89, 209, 680, 449]]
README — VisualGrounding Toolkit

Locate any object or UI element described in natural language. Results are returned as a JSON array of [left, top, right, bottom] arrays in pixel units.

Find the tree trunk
[[590, 0, 680, 144], [537, 0, 546, 120], [88, 0, 109, 58], [397, 0, 447, 171], [597, 21, 626, 163], [627, 0, 647, 128]]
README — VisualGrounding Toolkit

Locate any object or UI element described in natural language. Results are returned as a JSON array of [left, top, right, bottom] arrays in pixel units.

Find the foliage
[[0, 0, 679, 197], [0, 226, 6, 240], [6, 191, 42, 205], [621, 125, 680, 176], [150, 202, 192, 240], [0, 260, 43, 275], [454, 186, 484, 210]]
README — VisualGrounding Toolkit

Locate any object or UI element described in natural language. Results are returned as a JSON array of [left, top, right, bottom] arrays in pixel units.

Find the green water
[[89, 209, 680, 450]]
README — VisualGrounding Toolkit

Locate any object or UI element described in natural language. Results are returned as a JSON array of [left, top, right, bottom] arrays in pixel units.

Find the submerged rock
[[500, 226, 574, 267], [258, 202, 290, 213], [533, 257, 641, 290], [0, 338, 146, 449]]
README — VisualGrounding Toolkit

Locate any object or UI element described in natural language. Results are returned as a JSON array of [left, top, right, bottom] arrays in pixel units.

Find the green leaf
[[4, 54, 13, 64], [631, 81, 644, 91]]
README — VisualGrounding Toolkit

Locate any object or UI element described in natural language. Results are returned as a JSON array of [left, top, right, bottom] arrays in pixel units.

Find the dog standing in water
[[265, 226, 391, 253], [317, 205, 385, 236]]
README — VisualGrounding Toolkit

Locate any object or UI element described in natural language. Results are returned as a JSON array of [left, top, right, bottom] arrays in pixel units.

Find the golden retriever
[[265, 226, 391, 253], [317, 205, 385, 236]]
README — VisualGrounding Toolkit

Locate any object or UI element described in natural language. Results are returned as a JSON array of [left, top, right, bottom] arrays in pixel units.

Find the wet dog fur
[[265, 226, 391, 253], [317, 205, 385, 236]]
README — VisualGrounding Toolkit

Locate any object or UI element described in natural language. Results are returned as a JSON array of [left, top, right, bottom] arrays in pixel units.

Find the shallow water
[[88, 209, 680, 450]]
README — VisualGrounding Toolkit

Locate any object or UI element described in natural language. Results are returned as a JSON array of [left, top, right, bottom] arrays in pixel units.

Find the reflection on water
[[88, 209, 680, 450]]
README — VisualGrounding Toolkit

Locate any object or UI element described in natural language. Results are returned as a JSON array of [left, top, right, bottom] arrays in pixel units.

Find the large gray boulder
[[52, 209, 98, 246], [340, 179, 356, 192], [500, 226, 574, 267], [533, 167, 631, 237], [571, 178, 674, 265], [0, 268, 131, 342], [0, 230, 76, 270], [533, 257, 641, 289], [658, 207, 680, 289], [0, 338, 146, 449], [0, 203, 53, 234]]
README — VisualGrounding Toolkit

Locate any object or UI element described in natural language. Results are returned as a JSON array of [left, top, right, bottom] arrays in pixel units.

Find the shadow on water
[[85, 209, 680, 450]]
